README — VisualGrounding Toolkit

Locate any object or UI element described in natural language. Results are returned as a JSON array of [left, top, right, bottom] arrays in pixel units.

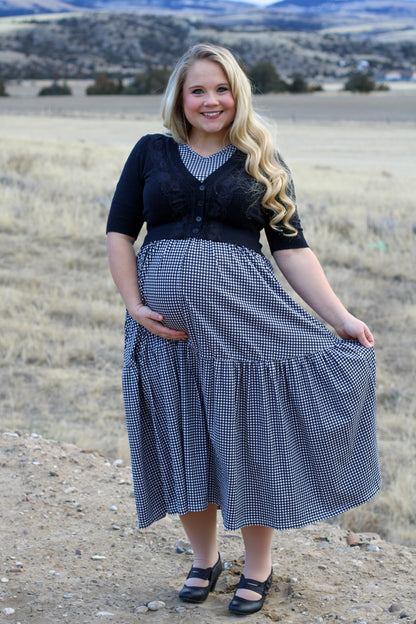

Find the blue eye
[[191, 88, 203, 94], [218, 86, 229, 93]]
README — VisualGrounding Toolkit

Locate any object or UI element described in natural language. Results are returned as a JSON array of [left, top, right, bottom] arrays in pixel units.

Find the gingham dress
[[122, 145, 381, 530]]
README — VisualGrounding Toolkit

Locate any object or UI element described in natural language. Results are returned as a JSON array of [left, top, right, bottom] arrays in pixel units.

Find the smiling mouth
[[202, 111, 223, 118]]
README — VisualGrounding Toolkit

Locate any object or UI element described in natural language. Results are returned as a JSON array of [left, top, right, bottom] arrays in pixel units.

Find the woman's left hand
[[334, 314, 374, 348]]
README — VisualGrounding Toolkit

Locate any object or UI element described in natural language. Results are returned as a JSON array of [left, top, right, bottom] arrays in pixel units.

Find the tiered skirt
[[122, 238, 381, 529]]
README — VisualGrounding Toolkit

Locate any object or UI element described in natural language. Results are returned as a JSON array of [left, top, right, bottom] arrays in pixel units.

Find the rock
[[345, 532, 381, 547], [366, 544, 379, 552], [175, 538, 192, 554], [61, 442, 78, 451], [1, 577, 9, 582], [2, 608, 15, 615], [350, 604, 383, 615], [113, 459, 123, 468], [134, 605, 149, 613], [389, 602, 405, 613], [96, 611, 114, 616], [109, 505, 117, 511], [147, 600, 166, 611], [346, 533, 361, 547], [91, 555, 107, 560]]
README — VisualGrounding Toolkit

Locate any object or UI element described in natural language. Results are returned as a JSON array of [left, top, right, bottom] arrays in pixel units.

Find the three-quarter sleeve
[[106, 137, 148, 239]]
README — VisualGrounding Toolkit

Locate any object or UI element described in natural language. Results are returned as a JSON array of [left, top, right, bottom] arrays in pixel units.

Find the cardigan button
[[192, 228, 200, 234], [195, 216, 202, 222], [199, 185, 205, 191]]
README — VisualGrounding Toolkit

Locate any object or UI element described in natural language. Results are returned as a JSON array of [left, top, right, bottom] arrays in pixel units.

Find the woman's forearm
[[273, 246, 374, 348], [273, 247, 351, 329], [106, 231, 189, 341], [106, 231, 143, 314]]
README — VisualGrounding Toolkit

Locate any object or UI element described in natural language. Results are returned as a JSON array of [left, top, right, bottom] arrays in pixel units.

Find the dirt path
[[1, 432, 415, 624]]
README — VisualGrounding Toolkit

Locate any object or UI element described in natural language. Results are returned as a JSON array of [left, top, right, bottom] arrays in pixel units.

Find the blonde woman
[[106, 44, 380, 615]]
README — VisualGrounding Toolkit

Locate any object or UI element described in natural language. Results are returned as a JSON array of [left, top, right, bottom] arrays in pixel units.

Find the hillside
[[0, 9, 415, 81], [1, 431, 415, 623], [0, 0, 254, 18]]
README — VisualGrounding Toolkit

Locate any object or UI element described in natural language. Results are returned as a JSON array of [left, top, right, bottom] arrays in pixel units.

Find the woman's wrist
[[126, 299, 144, 316]]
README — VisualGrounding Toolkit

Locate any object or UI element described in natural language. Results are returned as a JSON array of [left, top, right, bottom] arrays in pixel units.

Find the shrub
[[0, 78, 8, 97], [288, 75, 308, 93], [86, 73, 122, 95], [375, 83, 390, 92], [123, 68, 171, 95], [38, 81, 72, 96], [288, 75, 324, 93], [344, 71, 375, 93], [249, 61, 288, 94]]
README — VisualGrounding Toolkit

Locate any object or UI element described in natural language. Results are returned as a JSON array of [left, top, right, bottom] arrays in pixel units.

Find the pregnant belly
[[139, 240, 202, 332]]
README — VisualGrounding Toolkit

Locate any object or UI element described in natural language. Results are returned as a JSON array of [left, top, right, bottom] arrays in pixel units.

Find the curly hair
[[161, 43, 297, 236]]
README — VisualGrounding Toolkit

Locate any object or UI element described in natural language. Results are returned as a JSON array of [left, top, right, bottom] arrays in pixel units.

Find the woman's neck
[[187, 132, 231, 157]]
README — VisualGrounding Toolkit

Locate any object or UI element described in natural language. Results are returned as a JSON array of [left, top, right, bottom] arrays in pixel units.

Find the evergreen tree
[[289, 75, 309, 93], [38, 81, 72, 96], [123, 68, 171, 95], [344, 71, 375, 93], [0, 78, 8, 97], [86, 73, 122, 95], [249, 61, 288, 94]]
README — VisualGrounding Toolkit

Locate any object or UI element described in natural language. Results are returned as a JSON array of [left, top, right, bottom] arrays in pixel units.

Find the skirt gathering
[[122, 238, 381, 530]]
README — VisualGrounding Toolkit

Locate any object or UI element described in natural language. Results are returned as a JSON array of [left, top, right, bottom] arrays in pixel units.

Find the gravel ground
[[1, 431, 415, 624]]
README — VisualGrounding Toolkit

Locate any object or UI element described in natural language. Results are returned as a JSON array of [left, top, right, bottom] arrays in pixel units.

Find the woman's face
[[182, 59, 236, 143]]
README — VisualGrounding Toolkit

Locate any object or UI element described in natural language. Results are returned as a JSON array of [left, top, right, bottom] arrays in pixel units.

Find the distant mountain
[[1, 0, 415, 81], [1, 8, 415, 82], [271, 0, 416, 14], [2, 0, 416, 19], [0, 0, 254, 18], [274, 0, 416, 6]]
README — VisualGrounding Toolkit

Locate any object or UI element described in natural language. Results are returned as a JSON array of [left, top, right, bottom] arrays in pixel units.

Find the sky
[[233, 0, 416, 3], [237, 0, 276, 4]]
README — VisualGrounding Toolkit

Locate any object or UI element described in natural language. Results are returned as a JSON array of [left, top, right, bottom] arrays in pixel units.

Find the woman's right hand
[[130, 304, 189, 341]]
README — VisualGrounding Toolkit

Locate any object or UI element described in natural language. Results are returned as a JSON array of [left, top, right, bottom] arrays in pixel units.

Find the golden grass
[[0, 112, 415, 545]]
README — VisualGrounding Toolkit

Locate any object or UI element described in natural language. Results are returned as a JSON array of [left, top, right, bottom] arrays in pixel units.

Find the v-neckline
[[168, 137, 243, 185]]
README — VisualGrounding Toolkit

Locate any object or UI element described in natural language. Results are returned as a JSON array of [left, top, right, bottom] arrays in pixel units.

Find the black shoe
[[179, 553, 223, 603], [228, 569, 273, 615]]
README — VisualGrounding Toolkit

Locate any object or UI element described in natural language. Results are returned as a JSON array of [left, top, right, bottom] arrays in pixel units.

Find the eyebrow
[[186, 82, 230, 89]]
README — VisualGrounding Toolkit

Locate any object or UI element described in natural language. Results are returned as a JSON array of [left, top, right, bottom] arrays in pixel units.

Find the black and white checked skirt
[[122, 238, 381, 530]]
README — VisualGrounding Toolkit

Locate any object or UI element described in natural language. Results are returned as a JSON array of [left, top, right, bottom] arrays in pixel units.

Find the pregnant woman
[[106, 43, 380, 615]]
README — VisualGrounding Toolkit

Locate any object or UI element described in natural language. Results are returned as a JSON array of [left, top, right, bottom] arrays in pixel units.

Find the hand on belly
[[130, 303, 188, 341]]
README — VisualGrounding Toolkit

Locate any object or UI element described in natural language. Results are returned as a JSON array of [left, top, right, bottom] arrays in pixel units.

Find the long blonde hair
[[161, 43, 297, 236]]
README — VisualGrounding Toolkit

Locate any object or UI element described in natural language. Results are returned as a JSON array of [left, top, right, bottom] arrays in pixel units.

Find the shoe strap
[[187, 566, 212, 581], [237, 573, 268, 594]]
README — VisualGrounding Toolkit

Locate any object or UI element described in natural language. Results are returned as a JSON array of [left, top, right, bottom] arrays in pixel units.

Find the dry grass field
[[0, 92, 415, 546]]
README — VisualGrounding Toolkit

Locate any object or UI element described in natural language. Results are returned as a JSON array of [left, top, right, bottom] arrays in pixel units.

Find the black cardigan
[[106, 134, 308, 255]]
